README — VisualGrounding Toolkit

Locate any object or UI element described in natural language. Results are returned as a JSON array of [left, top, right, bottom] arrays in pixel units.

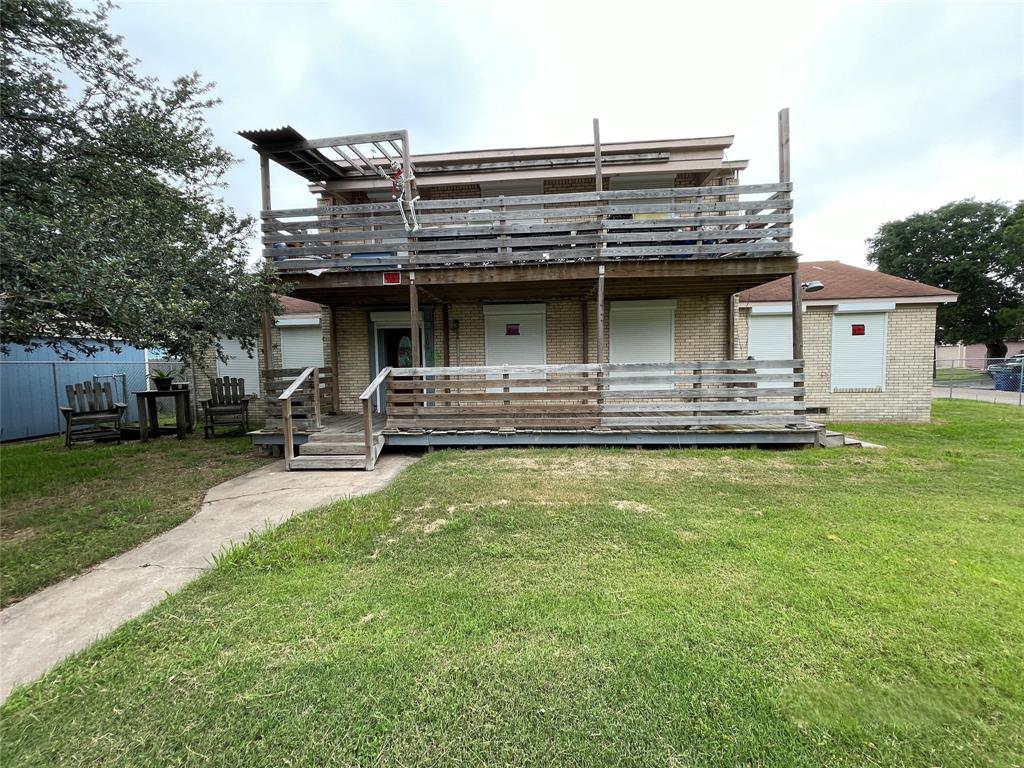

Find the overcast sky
[[105, 0, 1022, 268]]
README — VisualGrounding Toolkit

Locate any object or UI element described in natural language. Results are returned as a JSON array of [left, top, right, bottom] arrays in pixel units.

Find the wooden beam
[[596, 264, 606, 364], [409, 271, 421, 367], [284, 255, 798, 291], [593, 118, 602, 192]]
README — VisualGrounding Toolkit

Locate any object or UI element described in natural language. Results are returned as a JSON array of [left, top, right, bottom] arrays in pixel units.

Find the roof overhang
[[740, 295, 959, 309]]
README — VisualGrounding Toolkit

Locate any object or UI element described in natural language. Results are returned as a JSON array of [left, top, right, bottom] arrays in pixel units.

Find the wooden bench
[[201, 376, 250, 438], [59, 381, 127, 448]]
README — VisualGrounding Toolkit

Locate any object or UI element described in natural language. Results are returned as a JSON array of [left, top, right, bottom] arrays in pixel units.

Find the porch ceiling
[[284, 256, 797, 305]]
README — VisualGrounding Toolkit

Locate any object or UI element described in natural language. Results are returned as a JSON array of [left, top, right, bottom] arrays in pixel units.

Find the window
[[831, 312, 887, 391], [215, 338, 261, 396]]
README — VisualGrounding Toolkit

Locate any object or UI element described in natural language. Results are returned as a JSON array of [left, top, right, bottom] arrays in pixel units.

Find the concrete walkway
[[0, 454, 418, 703], [932, 386, 1022, 406]]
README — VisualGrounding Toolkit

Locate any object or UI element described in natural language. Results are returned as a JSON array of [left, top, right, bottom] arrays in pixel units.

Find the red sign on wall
[[383, 271, 401, 285], [505, 323, 521, 336], [851, 324, 866, 336]]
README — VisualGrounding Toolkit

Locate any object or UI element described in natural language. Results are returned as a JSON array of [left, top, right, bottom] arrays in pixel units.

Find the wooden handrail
[[359, 366, 393, 401], [279, 366, 316, 401]]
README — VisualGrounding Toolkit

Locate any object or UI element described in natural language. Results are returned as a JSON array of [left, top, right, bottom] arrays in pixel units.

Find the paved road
[[0, 454, 419, 703], [932, 386, 1022, 406]]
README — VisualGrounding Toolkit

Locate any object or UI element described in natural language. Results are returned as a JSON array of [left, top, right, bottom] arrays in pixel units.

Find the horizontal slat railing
[[262, 366, 333, 429], [265, 182, 793, 269], [380, 361, 807, 432]]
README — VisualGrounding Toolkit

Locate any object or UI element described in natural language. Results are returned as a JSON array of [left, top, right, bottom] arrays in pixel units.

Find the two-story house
[[240, 111, 814, 469]]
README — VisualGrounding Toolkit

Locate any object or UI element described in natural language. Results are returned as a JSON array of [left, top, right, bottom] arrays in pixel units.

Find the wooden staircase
[[279, 366, 390, 471], [289, 431, 384, 470]]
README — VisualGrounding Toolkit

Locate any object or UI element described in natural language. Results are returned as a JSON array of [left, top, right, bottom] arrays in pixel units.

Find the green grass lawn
[[2, 400, 1022, 767], [934, 367, 990, 382], [0, 433, 270, 607]]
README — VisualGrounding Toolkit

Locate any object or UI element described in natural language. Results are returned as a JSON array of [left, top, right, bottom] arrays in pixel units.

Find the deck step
[[300, 440, 376, 455], [289, 454, 367, 470], [819, 430, 846, 448]]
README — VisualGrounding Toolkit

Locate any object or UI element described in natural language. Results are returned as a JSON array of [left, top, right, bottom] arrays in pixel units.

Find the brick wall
[[419, 184, 482, 201], [333, 306, 370, 412], [543, 177, 609, 194], [737, 304, 938, 422]]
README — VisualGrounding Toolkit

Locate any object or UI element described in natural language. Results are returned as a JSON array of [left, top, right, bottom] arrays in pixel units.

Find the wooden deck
[[249, 413, 385, 450], [251, 359, 822, 469]]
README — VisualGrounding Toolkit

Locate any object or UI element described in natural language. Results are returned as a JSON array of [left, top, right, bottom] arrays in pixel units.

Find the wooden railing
[[262, 366, 333, 429], [263, 182, 793, 271], [359, 366, 392, 470], [276, 367, 321, 470], [373, 360, 807, 432]]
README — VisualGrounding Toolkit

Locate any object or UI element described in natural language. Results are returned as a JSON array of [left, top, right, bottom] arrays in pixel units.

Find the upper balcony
[[263, 181, 792, 274], [243, 113, 794, 276]]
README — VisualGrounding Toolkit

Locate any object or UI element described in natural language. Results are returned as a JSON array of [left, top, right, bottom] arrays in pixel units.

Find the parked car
[[986, 354, 1024, 374]]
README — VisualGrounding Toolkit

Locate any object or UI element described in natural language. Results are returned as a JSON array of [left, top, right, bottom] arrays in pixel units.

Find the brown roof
[[738, 261, 958, 303], [277, 295, 322, 315]]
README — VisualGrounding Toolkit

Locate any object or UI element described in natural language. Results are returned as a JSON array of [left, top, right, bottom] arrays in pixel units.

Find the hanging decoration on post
[[376, 159, 420, 232]]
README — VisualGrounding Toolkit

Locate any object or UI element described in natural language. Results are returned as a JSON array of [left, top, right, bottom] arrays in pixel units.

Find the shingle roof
[[738, 261, 958, 302], [277, 295, 322, 315]]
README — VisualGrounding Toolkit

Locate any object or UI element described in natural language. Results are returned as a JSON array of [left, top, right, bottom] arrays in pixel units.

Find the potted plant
[[150, 366, 181, 391]]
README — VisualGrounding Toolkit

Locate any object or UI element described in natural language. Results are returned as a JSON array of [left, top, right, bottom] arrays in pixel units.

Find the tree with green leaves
[[0, 0, 280, 362], [867, 199, 1024, 359]]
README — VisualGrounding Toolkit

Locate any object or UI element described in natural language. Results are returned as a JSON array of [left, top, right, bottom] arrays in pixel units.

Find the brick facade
[[324, 290, 736, 412], [736, 303, 938, 422], [204, 292, 936, 426]]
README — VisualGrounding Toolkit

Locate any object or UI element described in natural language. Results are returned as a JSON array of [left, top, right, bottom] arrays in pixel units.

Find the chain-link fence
[[0, 360, 196, 441], [933, 356, 1023, 406]]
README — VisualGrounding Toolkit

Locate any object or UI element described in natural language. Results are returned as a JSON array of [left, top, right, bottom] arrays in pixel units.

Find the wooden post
[[442, 303, 451, 366], [777, 109, 791, 202], [726, 293, 736, 360], [596, 264, 606, 364], [778, 108, 800, 361], [593, 118, 602, 192], [282, 398, 294, 470], [258, 152, 275, 386], [328, 305, 340, 414], [791, 273, 804, 359], [312, 367, 321, 428], [363, 396, 374, 470], [580, 299, 589, 363], [408, 271, 421, 367]]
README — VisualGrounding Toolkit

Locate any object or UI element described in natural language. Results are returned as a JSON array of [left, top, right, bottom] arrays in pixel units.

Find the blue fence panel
[[0, 340, 149, 442]]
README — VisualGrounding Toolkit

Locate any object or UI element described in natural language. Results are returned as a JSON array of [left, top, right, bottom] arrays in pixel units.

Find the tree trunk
[[985, 341, 1008, 362]]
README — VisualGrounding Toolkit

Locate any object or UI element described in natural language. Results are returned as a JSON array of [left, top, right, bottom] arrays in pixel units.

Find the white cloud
[[103, 0, 1023, 270]]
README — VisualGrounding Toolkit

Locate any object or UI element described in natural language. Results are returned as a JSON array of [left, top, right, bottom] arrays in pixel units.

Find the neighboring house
[[0, 339, 148, 441], [190, 296, 329, 421], [736, 261, 958, 422], [238, 113, 863, 468]]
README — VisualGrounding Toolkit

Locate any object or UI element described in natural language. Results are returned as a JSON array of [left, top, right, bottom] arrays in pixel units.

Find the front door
[[380, 327, 414, 368], [376, 328, 414, 413]]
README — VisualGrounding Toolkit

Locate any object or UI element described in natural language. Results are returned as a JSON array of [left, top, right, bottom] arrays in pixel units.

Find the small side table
[[135, 387, 193, 442]]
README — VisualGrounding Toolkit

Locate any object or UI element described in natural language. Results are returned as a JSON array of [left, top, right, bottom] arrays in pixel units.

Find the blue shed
[[0, 340, 149, 442]]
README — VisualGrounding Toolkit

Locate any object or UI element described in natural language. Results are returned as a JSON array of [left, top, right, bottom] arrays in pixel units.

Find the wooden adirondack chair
[[59, 381, 128, 448], [201, 376, 250, 438]]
